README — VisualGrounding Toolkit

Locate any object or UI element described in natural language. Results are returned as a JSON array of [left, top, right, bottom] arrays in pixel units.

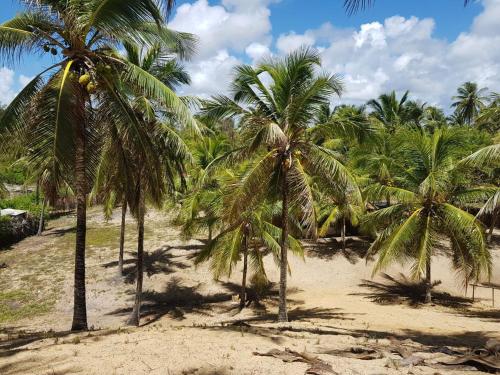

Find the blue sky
[[1, 0, 499, 108]]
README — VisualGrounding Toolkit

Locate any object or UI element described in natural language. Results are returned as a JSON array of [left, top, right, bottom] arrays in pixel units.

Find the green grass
[[0, 290, 55, 323]]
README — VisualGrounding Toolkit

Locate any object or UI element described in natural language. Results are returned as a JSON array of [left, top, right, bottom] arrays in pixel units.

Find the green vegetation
[[0, 289, 54, 323], [0, 0, 497, 330]]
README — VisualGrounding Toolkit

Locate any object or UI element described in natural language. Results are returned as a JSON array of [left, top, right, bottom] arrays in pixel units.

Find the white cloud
[[282, 0, 500, 107], [276, 31, 315, 54], [169, 0, 271, 59], [0, 67, 16, 106], [245, 42, 272, 63], [180, 50, 241, 98]]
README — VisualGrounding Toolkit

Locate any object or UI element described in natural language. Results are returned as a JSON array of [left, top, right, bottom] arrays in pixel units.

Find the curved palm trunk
[[71, 118, 88, 332], [487, 209, 497, 244], [37, 198, 47, 236], [341, 217, 346, 252], [128, 188, 145, 327], [118, 200, 127, 276], [240, 230, 249, 309], [424, 259, 432, 304], [278, 167, 289, 322]]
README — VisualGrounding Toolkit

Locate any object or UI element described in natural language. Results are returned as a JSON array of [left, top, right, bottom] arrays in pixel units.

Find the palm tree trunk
[[35, 179, 40, 205], [118, 200, 127, 276], [278, 166, 289, 323], [208, 224, 213, 241], [128, 187, 145, 327], [487, 209, 497, 244], [424, 258, 432, 304], [71, 117, 88, 332], [37, 198, 46, 236], [341, 217, 346, 252], [240, 230, 248, 309]]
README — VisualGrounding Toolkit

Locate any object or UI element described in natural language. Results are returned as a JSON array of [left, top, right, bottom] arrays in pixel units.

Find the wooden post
[[472, 284, 475, 302], [492, 288, 495, 307]]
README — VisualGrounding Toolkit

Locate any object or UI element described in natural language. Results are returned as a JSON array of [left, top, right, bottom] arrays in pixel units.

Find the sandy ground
[[0, 207, 499, 375]]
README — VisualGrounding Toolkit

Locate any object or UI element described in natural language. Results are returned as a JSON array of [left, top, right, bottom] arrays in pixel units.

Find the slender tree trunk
[[128, 187, 145, 327], [278, 166, 289, 322], [424, 258, 432, 304], [240, 229, 249, 309], [71, 116, 88, 332], [386, 194, 391, 207], [487, 210, 497, 244], [341, 217, 346, 252], [37, 198, 46, 236], [208, 224, 213, 241], [35, 179, 40, 205], [118, 200, 127, 276]]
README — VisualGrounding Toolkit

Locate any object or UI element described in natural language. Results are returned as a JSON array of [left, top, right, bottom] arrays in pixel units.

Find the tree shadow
[[102, 245, 191, 284], [353, 273, 473, 308], [44, 226, 76, 237], [0, 327, 122, 358], [456, 308, 500, 323], [303, 237, 371, 264], [0, 356, 82, 375], [108, 277, 233, 324]]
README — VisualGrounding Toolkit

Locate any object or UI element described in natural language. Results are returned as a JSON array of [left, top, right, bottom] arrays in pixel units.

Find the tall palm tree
[[365, 129, 491, 303], [93, 42, 192, 277], [112, 42, 192, 327], [201, 48, 359, 321], [451, 82, 489, 125], [0, 0, 196, 331]]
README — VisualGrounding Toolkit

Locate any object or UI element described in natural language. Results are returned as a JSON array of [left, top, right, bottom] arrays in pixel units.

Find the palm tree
[[196, 200, 303, 309], [365, 129, 491, 303], [459, 143, 500, 243], [0, 0, 196, 331], [103, 42, 193, 327], [451, 82, 489, 125], [476, 93, 500, 134], [317, 181, 364, 251], [93, 43, 192, 277], [367, 91, 411, 133], [201, 48, 359, 321]]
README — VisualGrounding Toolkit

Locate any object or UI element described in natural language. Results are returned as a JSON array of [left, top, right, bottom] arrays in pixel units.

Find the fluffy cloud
[[169, 0, 272, 59], [0, 68, 31, 106], [169, 0, 500, 109], [283, 0, 500, 107]]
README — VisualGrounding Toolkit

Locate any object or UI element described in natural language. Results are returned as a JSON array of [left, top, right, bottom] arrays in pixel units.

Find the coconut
[[86, 82, 96, 93], [79, 74, 91, 86]]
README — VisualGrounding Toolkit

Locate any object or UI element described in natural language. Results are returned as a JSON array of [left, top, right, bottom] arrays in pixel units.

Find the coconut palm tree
[[459, 143, 500, 244], [367, 91, 411, 133], [93, 42, 192, 277], [317, 181, 364, 251], [201, 48, 359, 322], [365, 129, 491, 303], [451, 82, 489, 125], [0, 0, 196, 331], [196, 200, 303, 309]]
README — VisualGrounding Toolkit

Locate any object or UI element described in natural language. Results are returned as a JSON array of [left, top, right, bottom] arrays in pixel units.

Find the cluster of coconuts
[[43, 44, 58, 55], [78, 73, 96, 93]]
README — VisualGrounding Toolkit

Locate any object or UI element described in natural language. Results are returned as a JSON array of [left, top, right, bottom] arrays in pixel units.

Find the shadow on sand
[[353, 273, 473, 308], [303, 237, 371, 264]]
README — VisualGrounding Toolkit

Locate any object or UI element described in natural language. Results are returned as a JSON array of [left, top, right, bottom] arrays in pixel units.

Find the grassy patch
[[0, 289, 54, 323]]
